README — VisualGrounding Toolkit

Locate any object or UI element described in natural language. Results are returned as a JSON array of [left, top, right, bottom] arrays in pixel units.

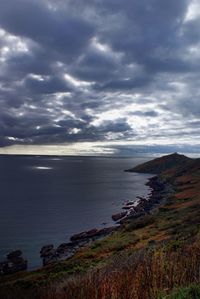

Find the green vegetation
[[1, 153, 200, 298], [161, 284, 200, 299]]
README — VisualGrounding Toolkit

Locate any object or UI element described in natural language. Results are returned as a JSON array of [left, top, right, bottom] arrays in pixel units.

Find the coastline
[[0, 156, 150, 274], [2, 153, 200, 299], [40, 173, 172, 267], [0, 173, 172, 273]]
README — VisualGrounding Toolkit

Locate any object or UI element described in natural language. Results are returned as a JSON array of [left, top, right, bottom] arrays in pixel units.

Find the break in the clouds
[[0, 0, 200, 155]]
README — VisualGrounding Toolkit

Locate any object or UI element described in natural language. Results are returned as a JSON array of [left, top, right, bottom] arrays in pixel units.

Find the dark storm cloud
[[24, 76, 71, 95], [87, 119, 134, 141], [94, 76, 152, 91], [92, 0, 189, 67], [4, 50, 52, 79], [129, 111, 159, 117], [0, 0, 94, 62], [183, 19, 200, 43], [0, 0, 200, 152], [71, 46, 120, 82]]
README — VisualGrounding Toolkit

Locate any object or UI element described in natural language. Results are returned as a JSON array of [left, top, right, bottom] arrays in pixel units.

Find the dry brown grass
[[2, 238, 198, 299], [35, 239, 200, 299]]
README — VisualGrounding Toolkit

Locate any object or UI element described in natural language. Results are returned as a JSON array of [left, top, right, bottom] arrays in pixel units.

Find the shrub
[[125, 215, 155, 232], [162, 284, 200, 299]]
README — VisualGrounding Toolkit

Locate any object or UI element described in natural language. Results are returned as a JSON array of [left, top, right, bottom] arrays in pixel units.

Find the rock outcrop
[[40, 227, 116, 266], [0, 250, 27, 275], [115, 176, 172, 225], [112, 212, 127, 221]]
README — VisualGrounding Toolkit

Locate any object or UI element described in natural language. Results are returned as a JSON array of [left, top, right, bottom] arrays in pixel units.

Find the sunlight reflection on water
[[34, 166, 53, 170]]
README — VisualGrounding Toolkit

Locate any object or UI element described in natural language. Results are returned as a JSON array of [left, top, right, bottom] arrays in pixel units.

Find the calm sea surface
[[0, 155, 152, 269]]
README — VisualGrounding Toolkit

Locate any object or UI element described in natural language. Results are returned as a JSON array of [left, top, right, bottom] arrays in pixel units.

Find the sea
[[0, 155, 152, 269]]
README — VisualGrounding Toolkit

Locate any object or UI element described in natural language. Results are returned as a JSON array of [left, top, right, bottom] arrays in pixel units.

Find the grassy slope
[[1, 153, 200, 299]]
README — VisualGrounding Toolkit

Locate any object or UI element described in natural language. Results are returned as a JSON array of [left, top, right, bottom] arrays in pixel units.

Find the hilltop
[[1, 153, 200, 299], [126, 152, 193, 174]]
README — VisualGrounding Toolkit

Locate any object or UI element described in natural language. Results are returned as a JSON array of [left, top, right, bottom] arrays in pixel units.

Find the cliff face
[[126, 152, 193, 174]]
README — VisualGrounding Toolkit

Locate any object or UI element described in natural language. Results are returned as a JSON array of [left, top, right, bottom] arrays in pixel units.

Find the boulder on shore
[[40, 226, 116, 266], [70, 227, 116, 242], [40, 244, 54, 257], [112, 211, 127, 221], [40, 245, 57, 266], [70, 229, 99, 242], [0, 250, 27, 275]]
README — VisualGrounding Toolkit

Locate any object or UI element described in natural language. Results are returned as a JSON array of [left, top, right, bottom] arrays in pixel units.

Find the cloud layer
[[0, 0, 200, 154]]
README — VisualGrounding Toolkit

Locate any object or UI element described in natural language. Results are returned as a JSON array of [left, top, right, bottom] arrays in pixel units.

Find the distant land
[[1, 152, 200, 299]]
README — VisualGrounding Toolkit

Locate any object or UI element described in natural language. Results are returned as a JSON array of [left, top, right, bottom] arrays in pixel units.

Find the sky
[[0, 0, 200, 156]]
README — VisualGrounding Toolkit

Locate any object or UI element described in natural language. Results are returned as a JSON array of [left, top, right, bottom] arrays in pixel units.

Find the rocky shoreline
[[40, 174, 172, 266], [0, 174, 172, 274], [40, 226, 117, 266], [113, 175, 172, 224]]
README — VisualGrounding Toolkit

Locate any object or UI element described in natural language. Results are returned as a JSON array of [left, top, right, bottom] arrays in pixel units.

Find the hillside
[[126, 152, 193, 174], [1, 153, 200, 299]]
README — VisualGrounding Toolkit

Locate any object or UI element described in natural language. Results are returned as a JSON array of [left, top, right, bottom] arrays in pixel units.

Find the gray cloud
[[24, 75, 71, 95], [0, 0, 94, 61], [0, 0, 200, 154]]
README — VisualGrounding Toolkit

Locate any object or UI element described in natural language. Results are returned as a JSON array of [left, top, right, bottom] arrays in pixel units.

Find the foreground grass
[[2, 237, 200, 299]]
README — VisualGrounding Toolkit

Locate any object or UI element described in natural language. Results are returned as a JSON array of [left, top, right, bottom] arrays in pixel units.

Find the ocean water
[[0, 155, 152, 269]]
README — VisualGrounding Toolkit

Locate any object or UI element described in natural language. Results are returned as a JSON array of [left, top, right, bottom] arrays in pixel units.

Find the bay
[[0, 155, 151, 269]]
